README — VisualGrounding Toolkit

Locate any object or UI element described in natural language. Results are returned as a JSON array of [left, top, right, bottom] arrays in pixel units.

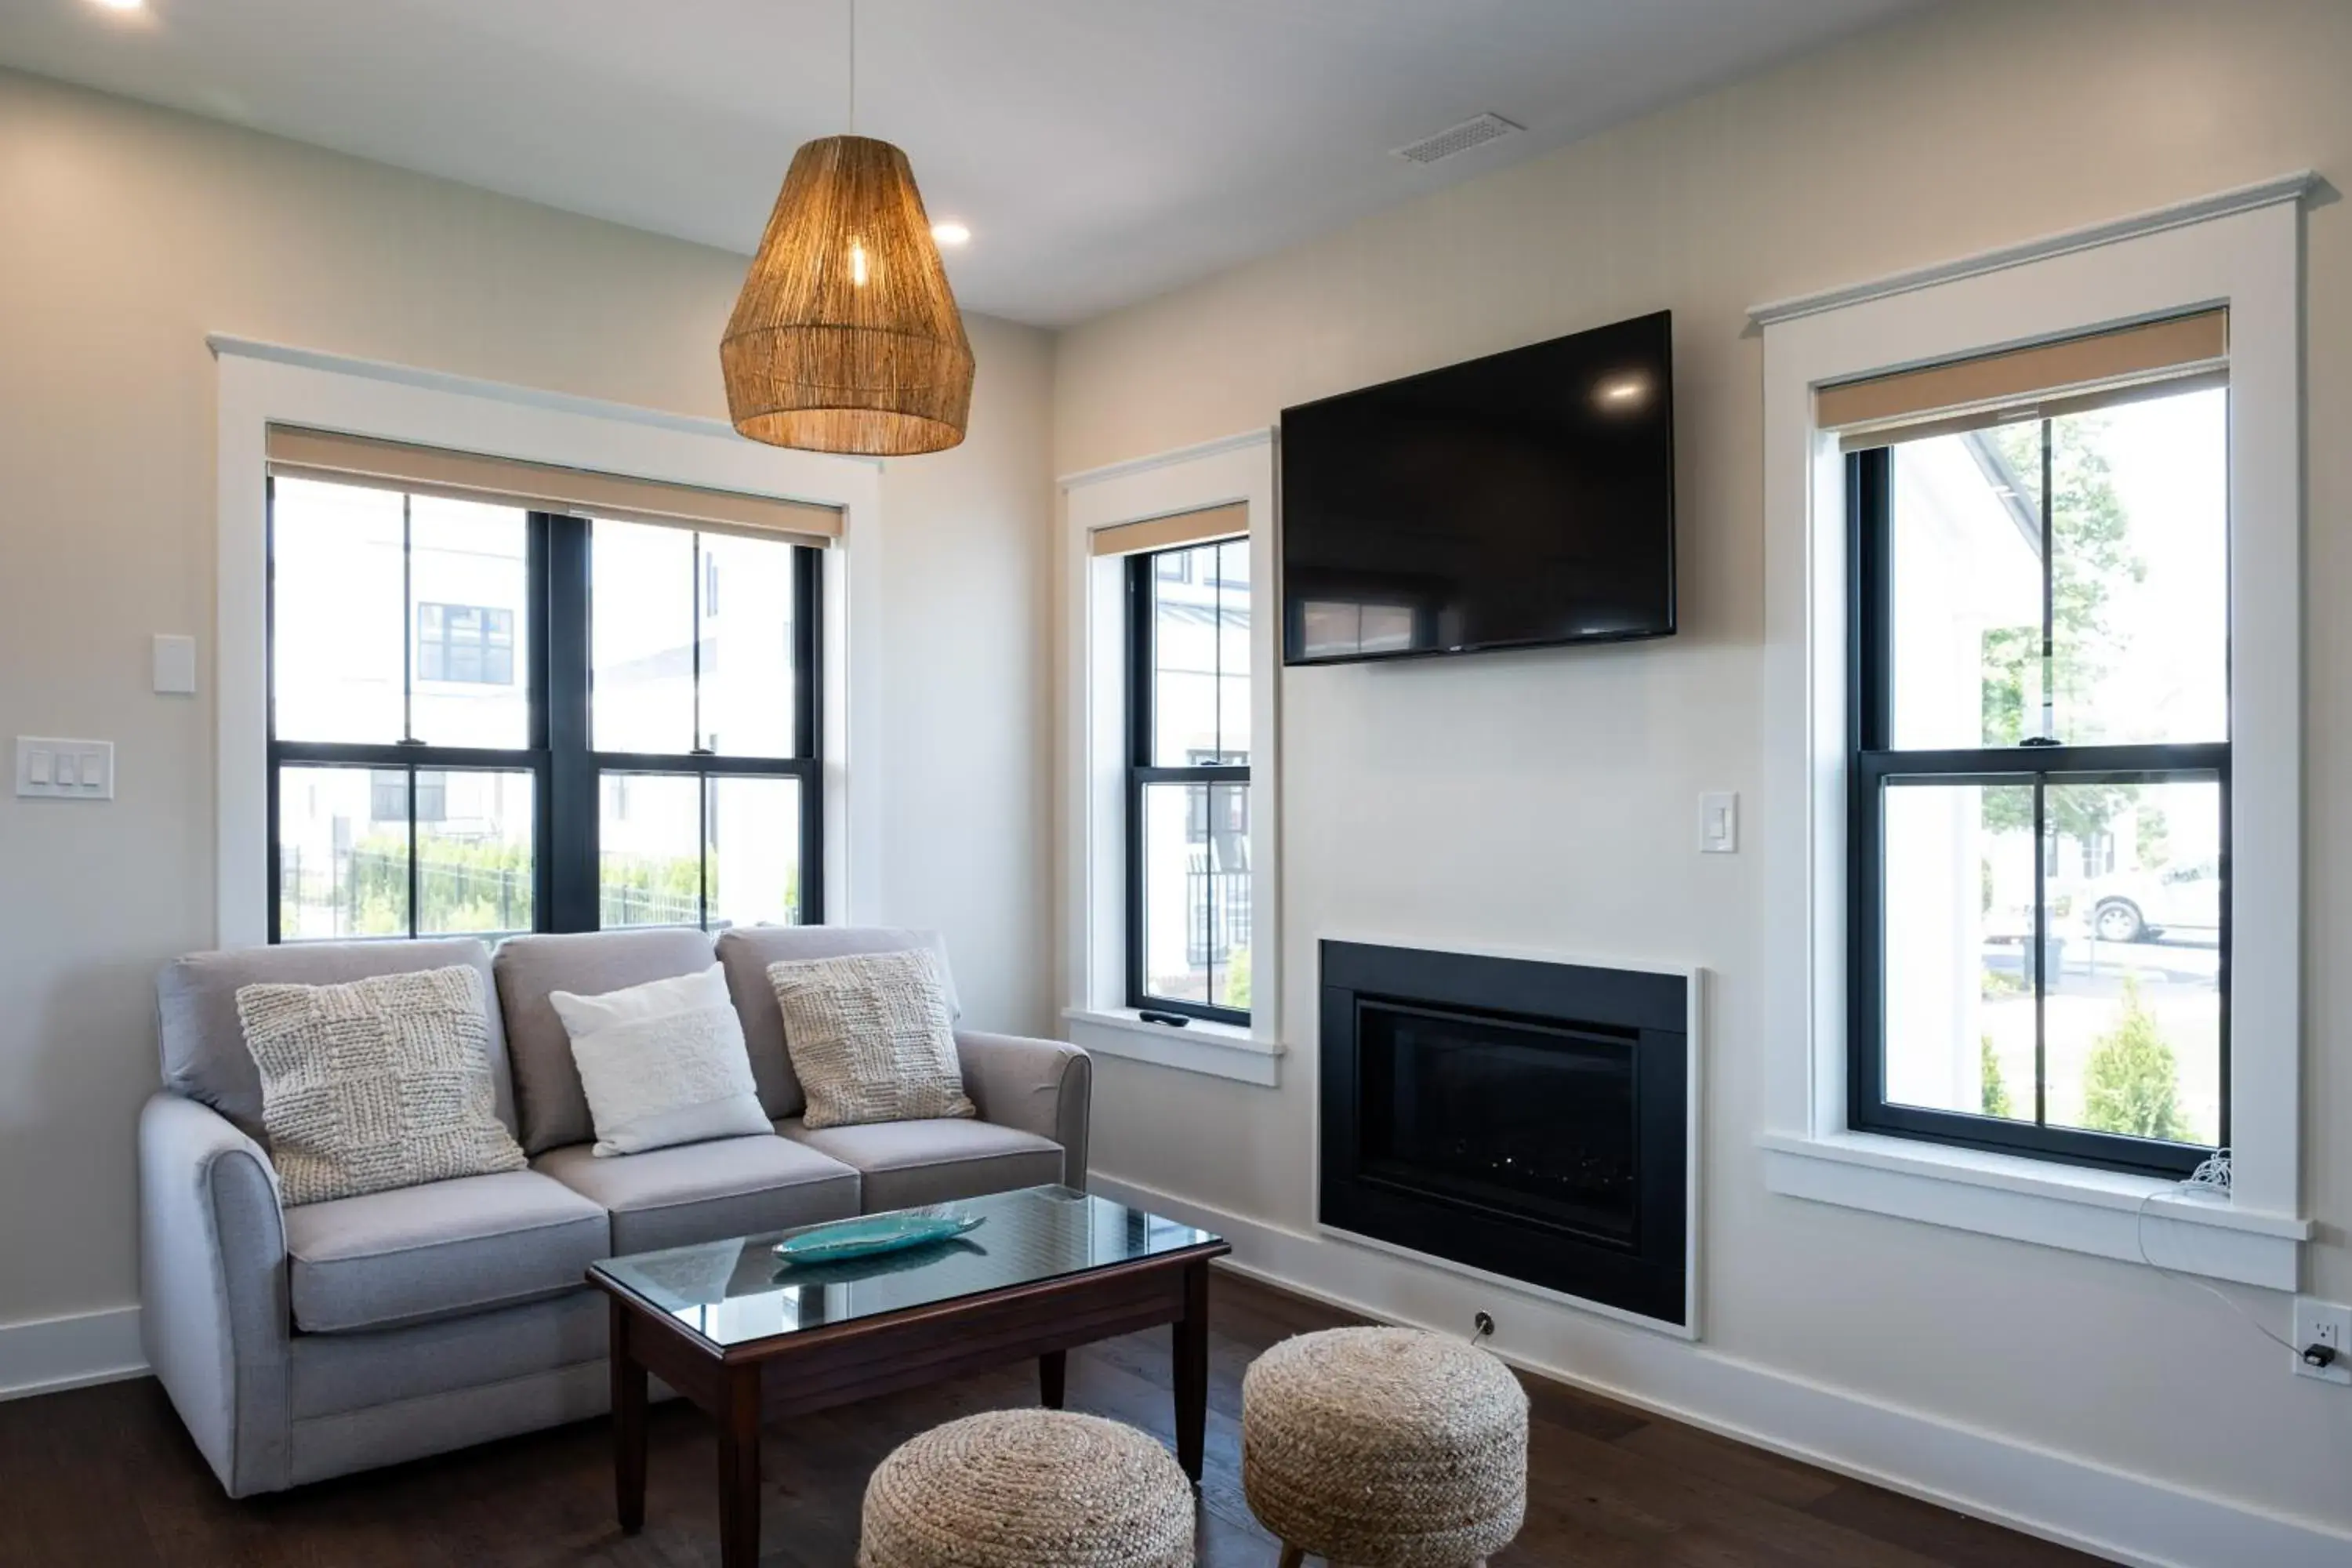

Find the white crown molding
[[1057, 426, 1273, 491], [1746, 170, 2320, 328], [206, 334, 857, 453]]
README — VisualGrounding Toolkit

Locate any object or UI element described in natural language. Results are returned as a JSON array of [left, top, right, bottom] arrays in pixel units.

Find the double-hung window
[[1127, 534, 1252, 1023], [1842, 314, 2230, 1177], [586, 518, 821, 931], [267, 441, 826, 942]]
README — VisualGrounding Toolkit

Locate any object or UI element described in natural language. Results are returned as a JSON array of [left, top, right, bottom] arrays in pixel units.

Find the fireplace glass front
[[1356, 1000, 1638, 1247]]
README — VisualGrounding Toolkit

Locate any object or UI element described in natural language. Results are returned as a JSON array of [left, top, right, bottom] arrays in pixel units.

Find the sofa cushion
[[533, 1134, 858, 1254], [159, 938, 511, 1141], [283, 1170, 608, 1334], [290, 1289, 607, 1421], [778, 1117, 1065, 1212], [715, 926, 962, 1119], [550, 964, 771, 1156], [768, 949, 975, 1131], [238, 966, 527, 1206], [493, 928, 717, 1155]]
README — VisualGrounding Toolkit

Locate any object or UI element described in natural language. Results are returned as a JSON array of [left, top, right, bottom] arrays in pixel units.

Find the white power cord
[[2132, 1149, 2303, 1359]]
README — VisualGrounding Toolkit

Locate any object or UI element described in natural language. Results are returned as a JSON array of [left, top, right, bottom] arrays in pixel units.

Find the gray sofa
[[137, 925, 1091, 1497]]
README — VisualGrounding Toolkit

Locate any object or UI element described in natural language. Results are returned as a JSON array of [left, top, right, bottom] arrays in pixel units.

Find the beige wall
[[1054, 0, 2351, 1540], [877, 318, 1057, 1035], [0, 67, 1054, 1329]]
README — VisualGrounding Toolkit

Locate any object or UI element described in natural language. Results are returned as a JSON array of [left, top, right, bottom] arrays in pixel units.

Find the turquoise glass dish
[[771, 1210, 984, 1265]]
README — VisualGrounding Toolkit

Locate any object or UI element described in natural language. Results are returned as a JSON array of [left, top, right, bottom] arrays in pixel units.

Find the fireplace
[[1320, 942, 1690, 1327]]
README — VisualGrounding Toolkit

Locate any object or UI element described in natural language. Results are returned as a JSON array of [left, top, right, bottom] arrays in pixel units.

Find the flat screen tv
[[1280, 310, 1675, 665]]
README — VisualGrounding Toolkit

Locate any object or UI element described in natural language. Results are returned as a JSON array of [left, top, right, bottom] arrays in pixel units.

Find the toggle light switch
[[1700, 791, 1738, 854]]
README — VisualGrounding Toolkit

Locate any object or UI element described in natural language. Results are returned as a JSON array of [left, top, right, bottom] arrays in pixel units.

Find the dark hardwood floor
[[0, 1271, 2112, 1567]]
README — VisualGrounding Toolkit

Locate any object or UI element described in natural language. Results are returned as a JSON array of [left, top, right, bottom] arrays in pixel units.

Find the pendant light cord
[[847, 0, 857, 134]]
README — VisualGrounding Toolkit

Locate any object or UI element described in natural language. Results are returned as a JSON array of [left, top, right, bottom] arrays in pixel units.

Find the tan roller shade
[[1089, 503, 1247, 557], [266, 427, 842, 543], [1820, 309, 2227, 449]]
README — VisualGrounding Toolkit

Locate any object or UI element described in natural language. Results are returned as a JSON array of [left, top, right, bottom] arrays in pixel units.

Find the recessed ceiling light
[[931, 221, 971, 248], [88, 0, 147, 12]]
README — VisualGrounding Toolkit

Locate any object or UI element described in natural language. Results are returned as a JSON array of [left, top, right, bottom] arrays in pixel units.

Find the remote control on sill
[[1138, 1010, 1192, 1027]]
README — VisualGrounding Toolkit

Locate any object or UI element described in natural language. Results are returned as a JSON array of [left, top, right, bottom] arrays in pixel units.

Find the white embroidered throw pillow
[[235, 965, 526, 1207], [549, 964, 771, 1156], [766, 948, 975, 1131]]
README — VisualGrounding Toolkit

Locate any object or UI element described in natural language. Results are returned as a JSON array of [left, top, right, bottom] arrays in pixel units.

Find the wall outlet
[[2292, 1297, 2351, 1385]]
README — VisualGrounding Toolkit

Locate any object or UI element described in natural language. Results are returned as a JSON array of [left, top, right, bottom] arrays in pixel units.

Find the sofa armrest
[[139, 1091, 293, 1497], [956, 1031, 1092, 1189]]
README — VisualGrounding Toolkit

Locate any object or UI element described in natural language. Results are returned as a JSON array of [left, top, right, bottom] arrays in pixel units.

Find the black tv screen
[[1280, 310, 1675, 665]]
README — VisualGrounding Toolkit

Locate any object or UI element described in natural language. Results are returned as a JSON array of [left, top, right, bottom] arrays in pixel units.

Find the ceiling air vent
[[1392, 112, 1524, 165]]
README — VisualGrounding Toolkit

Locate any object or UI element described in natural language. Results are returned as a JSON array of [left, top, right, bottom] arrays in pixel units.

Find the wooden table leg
[[609, 1298, 647, 1535], [1172, 1259, 1210, 1484], [1040, 1348, 1067, 1410], [717, 1364, 761, 1568]]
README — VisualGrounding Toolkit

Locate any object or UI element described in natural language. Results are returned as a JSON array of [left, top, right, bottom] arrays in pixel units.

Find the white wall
[[877, 314, 1057, 1036], [1053, 0, 2352, 1553], [0, 67, 1055, 1334]]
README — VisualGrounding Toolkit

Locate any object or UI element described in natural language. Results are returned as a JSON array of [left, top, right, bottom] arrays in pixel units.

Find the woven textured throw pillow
[[234, 965, 526, 1206], [549, 964, 771, 1156], [765, 948, 975, 1131]]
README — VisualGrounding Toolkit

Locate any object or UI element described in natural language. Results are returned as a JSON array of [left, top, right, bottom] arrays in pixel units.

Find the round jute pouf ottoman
[[1243, 1327, 1529, 1568], [858, 1408, 1193, 1568]]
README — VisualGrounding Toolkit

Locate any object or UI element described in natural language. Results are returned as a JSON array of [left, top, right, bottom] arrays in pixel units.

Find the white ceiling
[[0, 0, 1929, 326]]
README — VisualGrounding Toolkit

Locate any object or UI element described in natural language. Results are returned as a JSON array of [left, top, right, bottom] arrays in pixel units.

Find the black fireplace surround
[[1319, 941, 1689, 1327]]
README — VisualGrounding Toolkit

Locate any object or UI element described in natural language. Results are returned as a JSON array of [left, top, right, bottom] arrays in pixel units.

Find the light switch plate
[[16, 737, 113, 800], [1700, 791, 1738, 854], [153, 633, 198, 695]]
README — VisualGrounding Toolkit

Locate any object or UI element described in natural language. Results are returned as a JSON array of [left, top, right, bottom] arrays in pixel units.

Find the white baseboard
[[0, 1305, 148, 1402], [1091, 1171, 2352, 1568]]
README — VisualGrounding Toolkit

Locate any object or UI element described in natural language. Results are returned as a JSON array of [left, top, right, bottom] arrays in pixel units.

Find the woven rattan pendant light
[[721, 3, 973, 456]]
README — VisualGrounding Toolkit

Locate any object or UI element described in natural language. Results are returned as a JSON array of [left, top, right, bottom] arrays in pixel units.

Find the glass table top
[[590, 1185, 1223, 1349]]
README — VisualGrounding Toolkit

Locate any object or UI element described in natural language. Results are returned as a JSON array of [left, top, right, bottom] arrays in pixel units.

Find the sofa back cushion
[[493, 928, 717, 1154], [714, 926, 962, 1119], [158, 938, 510, 1140], [238, 965, 527, 1206]]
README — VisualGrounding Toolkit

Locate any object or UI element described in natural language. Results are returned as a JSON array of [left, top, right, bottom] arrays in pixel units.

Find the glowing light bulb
[[848, 241, 869, 286]]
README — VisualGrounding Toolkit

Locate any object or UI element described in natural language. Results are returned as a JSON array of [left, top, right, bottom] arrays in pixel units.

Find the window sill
[[1759, 1131, 2308, 1289], [1062, 1008, 1284, 1087]]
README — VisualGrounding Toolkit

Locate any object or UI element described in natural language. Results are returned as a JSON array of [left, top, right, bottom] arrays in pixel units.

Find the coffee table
[[587, 1184, 1231, 1568]]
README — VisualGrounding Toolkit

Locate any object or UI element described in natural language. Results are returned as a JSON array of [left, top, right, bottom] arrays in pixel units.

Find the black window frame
[[576, 517, 824, 934], [1126, 542, 1250, 1025], [1846, 437, 2227, 1180], [267, 477, 824, 942]]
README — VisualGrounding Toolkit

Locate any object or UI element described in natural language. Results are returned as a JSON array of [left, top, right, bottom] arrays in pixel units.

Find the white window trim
[[1060, 430, 1284, 1085], [1751, 174, 2317, 1289], [211, 336, 884, 946]]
